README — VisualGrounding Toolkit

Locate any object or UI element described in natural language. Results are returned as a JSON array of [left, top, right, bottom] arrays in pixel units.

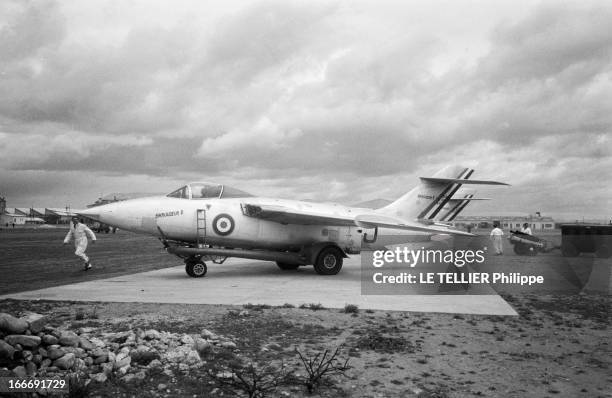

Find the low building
[[45, 208, 81, 224], [451, 214, 556, 231], [1, 208, 27, 226]]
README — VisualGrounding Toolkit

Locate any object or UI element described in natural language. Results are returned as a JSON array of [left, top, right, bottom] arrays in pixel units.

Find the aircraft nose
[[78, 207, 103, 221]]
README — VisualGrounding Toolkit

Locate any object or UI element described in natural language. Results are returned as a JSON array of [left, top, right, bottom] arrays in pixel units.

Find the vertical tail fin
[[376, 166, 506, 221], [439, 190, 475, 222], [378, 166, 474, 220]]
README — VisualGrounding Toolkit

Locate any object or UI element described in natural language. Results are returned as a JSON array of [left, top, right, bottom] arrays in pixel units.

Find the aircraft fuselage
[[85, 196, 368, 253]]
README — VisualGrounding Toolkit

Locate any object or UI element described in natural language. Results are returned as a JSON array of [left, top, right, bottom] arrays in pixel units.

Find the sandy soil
[[0, 295, 609, 398]]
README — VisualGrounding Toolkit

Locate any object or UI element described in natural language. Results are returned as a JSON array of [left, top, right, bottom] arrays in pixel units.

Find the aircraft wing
[[241, 204, 356, 226], [241, 203, 474, 236], [354, 214, 474, 236]]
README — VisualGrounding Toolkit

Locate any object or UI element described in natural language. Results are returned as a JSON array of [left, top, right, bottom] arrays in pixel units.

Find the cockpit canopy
[[166, 183, 253, 199]]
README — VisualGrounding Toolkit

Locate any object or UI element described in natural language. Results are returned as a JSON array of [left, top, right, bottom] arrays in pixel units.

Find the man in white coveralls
[[63, 216, 97, 270], [490, 223, 504, 255]]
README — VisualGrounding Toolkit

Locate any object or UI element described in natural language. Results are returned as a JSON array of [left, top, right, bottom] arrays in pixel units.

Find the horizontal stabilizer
[[355, 214, 474, 237], [420, 177, 509, 185], [449, 197, 491, 201]]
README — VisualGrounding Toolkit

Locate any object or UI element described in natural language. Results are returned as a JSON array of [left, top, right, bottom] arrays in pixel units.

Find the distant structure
[[87, 192, 156, 208], [0, 195, 78, 225], [1, 198, 29, 225], [451, 214, 556, 231]]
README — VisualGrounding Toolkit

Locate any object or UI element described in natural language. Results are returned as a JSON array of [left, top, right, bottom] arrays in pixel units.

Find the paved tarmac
[[0, 256, 517, 315]]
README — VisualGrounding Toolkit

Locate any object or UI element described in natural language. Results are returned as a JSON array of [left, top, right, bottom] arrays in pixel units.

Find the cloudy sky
[[1, 0, 610, 220]]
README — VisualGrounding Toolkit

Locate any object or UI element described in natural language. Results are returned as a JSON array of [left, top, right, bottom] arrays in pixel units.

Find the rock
[[53, 353, 76, 370], [91, 372, 107, 383], [266, 343, 282, 351], [47, 347, 66, 360], [101, 362, 113, 376], [220, 341, 237, 350], [194, 338, 212, 354], [77, 327, 96, 334], [20, 312, 47, 334], [40, 359, 52, 369], [12, 366, 27, 378], [185, 350, 200, 365], [180, 334, 194, 345], [21, 350, 33, 361], [121, 374, 135, 383], [114, 352, 131, 369], [79, 337, 95, 351], [91, 348, 106, 357], [93, 354, 108, 365], [58, 331, 80, 347], [144, 329, 161, 340], [130, 351, 159, 366], [118, 364, 130, 375], [74, 358, 85, 370], [157, 383, 167, 390], [62, 347, 85, 358], [164, 345, 201, 364], [43, 326, 57, 334], [89, 337, 106, 348], [5, 335, 41, 349], [0, 313, 29, 334], [25, 361, 37, 375], [201, 329, 216, 340], [0, 340, 16, 360], [38, 347, 48, 357], [216, 371, 233, 379], [135, 328, 145, 339], [42, 335, 59, 345], [147, 359, 162, 369]]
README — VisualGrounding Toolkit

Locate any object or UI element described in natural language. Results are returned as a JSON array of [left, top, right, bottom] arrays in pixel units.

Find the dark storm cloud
[[0, 0, 610, 217], [0, 0, 65, 61], [481, 3, 612, 86]]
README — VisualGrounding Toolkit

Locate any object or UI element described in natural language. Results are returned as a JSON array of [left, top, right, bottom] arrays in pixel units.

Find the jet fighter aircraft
[[79, 165, 507, 277]]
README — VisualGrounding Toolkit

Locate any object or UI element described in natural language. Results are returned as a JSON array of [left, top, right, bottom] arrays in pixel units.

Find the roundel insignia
[[212, 214, 235, 236]]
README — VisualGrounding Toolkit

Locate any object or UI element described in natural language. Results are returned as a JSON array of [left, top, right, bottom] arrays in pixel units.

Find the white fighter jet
[[79, 165, 507, 277]]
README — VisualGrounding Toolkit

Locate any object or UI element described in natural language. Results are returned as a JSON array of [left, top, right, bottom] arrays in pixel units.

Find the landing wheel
[[596, 245, 611, 259], [513, 243, 528, 256], [314, 247, 343, 275], [276, 262, 300, 271], [185, 259, 207, 277]]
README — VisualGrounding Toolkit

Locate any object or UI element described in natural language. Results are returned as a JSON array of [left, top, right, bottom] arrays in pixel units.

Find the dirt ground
[[0, 295, 609, 398], [0, 228, 610, 397]]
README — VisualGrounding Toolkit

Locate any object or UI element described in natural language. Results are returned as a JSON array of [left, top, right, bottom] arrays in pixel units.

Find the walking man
[[63, 216, 97, 270], [490, 223, 504, 255]]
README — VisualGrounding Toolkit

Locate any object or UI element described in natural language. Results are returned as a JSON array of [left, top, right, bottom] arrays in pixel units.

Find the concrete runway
[[0, 256, 517, 315]]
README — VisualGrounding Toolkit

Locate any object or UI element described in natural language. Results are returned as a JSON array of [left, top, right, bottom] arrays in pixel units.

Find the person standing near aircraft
[[63, 216, 97, 270], [490, 223, 504, 255], [520, 223, 532, 235]]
